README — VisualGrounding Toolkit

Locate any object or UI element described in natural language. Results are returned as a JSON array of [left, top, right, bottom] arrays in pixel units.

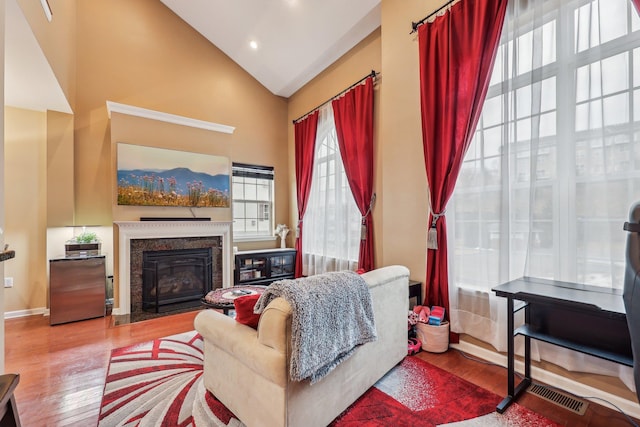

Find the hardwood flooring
[[4, 311, 639, 426], [5, 310, 200, 426]]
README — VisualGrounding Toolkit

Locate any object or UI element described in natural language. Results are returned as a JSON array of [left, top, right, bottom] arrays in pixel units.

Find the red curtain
[[332, 77, 375, 272], [419, 0, 507, 311], [634, 0, 640, 14], [293, 112, 319, 277]]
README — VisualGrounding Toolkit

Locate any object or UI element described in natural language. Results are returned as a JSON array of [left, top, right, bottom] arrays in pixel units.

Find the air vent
[[527, 384, 588, 415]]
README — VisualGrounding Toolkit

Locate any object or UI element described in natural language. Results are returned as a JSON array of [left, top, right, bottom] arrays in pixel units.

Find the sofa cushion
[[234, 294, 261, 328]]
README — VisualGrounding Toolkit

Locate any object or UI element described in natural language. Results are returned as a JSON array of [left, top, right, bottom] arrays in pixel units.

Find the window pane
[[539, 112, 556, 138], [575, 100, 603, 131], [541, 77, 556, 113], [575, 0, 628, 52], [232, 164, 274, 237], [233, 201, 245, 220], [244, 183, 257, 200], [246, 202, 258, 220], [602, 53, 629, 96], [484, 126, 502, 157], [483, 95, 503, 127], [603, 93, 629, 126], [232, 180, 244, 199], [256, 180, 270, 200], [598, 0, 628, 45]]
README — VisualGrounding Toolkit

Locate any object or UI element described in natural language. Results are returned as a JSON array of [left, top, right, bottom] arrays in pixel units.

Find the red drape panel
[[294, 112, 319, 277], [419, 0, 507, 311], [634, 0, 640, 14], [332, 77, 375, 272]]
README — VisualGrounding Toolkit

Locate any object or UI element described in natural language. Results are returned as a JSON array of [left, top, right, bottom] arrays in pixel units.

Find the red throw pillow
[[233, 294, 261, 329]]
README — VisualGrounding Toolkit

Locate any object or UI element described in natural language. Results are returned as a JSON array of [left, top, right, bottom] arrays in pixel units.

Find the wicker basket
[[415, 321, 449, 353]]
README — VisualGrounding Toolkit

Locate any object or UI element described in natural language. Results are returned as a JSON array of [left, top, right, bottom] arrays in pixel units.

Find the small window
[[232, 163, 274, 240]]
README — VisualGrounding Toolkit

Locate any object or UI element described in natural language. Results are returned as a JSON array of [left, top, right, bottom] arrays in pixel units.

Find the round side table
[[201, 285, 267, 315]]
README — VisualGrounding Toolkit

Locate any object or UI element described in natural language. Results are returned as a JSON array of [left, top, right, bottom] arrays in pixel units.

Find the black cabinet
[[234, 249, 296, 286]]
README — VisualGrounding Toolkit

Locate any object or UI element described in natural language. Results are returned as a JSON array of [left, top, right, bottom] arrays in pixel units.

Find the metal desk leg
[[497, 298, 531, 413], [497, 297, 515, 413]]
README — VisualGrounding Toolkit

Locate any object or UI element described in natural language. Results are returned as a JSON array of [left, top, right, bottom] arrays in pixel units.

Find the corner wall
[[4, 107, 47, 313], [378, 0, 443, 284]]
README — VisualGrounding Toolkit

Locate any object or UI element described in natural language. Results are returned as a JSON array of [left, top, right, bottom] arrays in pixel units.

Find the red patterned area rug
[[98, 331, 559, 427]]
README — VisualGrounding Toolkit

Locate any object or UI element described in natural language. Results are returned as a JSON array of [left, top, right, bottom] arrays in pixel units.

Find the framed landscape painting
[[117, 143, 230, 208]]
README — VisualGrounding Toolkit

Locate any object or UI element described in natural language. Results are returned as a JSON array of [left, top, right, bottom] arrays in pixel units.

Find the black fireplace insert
[[142, 247, 213, 313]]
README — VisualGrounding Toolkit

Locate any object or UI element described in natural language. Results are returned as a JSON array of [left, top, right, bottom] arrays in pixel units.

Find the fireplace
[[142, 248, 212, 313], [114, 221, 232, 316]]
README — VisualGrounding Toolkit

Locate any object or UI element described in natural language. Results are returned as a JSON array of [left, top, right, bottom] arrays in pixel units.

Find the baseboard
[[4, 307, 48, 319], [451, 340, 640, 420]]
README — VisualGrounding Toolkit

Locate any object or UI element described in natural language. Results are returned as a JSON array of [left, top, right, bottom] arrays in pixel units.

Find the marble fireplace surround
[[114, 220, 232, 316]]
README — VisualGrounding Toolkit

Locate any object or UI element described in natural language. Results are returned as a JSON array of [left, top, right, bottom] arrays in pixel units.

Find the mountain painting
[[117, 143, 230, 208]]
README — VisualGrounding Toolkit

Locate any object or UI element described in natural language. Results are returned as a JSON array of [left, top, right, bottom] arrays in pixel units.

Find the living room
[[2, 0, 640, 426]]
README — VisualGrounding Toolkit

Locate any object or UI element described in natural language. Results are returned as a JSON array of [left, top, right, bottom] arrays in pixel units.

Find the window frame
[[453, 0, 640, 289], [232, 163, 275, 242]]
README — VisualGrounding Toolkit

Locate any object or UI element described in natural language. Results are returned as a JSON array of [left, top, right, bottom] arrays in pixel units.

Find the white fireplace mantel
[[114, 220, 233, 315]]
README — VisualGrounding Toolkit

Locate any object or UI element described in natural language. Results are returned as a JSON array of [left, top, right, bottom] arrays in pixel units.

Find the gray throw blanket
[[253, 270, 377, 384]]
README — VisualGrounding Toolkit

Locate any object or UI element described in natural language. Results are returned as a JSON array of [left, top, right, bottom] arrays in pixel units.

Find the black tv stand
[[492, 277, 632, 413]]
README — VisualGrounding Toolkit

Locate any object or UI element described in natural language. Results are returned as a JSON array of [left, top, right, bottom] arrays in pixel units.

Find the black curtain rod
[[292, 70, 378, 124], [410, 0, 457, 34]]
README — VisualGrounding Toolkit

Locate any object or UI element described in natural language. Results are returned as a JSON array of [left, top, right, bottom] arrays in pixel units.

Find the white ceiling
[[5, 0, 72, 114], [160, 0, 381, 98], [4, 0, 381, 114]]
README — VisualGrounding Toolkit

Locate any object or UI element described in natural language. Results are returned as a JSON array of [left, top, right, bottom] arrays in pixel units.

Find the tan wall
[[378, 0, 444, 285], [74, 0, 288, 231], [47, 111, 74, 226], [287, 28, 383, 266], [16, 0, 76, 111], [4, 107, 48, 312]]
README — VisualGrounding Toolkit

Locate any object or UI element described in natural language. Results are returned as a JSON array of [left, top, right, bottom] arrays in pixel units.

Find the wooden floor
[[4, 310, 639, 426]]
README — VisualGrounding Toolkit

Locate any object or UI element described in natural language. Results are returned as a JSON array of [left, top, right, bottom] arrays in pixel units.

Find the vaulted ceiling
[[6, 0, 381, 113], [160, 0, 381, 97]]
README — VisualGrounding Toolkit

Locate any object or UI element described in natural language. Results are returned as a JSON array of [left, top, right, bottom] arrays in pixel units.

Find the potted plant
[[65, 231, 101, 257]]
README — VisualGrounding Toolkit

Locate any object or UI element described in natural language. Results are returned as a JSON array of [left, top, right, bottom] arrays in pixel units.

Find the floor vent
[[527, 384, 588, 415]]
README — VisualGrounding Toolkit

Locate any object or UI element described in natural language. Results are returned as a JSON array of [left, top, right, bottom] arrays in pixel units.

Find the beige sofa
[[194, 265, 409, 427]]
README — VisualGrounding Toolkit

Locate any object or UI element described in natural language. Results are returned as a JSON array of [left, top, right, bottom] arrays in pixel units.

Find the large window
[[451, 0, 640, 292], [302, 104, 360, 275], [232, 163, 274, 240]]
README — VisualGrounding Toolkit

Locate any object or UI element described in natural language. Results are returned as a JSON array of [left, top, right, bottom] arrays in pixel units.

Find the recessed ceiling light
[[249, 40, 258, 50]]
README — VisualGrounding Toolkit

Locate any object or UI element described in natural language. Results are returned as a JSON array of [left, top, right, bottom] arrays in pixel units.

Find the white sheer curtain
[[449, 0, 640, 390], [302, 104, 360, 276]]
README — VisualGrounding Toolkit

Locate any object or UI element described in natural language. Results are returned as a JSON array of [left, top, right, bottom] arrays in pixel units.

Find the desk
[[492, 277, 632, 413]]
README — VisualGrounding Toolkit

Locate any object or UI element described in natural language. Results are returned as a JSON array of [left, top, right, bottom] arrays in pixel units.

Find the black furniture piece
[[408, 280, 422, 308], [493, 276, 632, 413], [234, 249, 296, 286], [624, 200, 640, 405]]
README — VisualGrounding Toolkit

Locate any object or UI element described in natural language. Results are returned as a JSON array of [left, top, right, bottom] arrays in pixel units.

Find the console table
[[492, 276, 633, 413], [234, 248, 296, 286]]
